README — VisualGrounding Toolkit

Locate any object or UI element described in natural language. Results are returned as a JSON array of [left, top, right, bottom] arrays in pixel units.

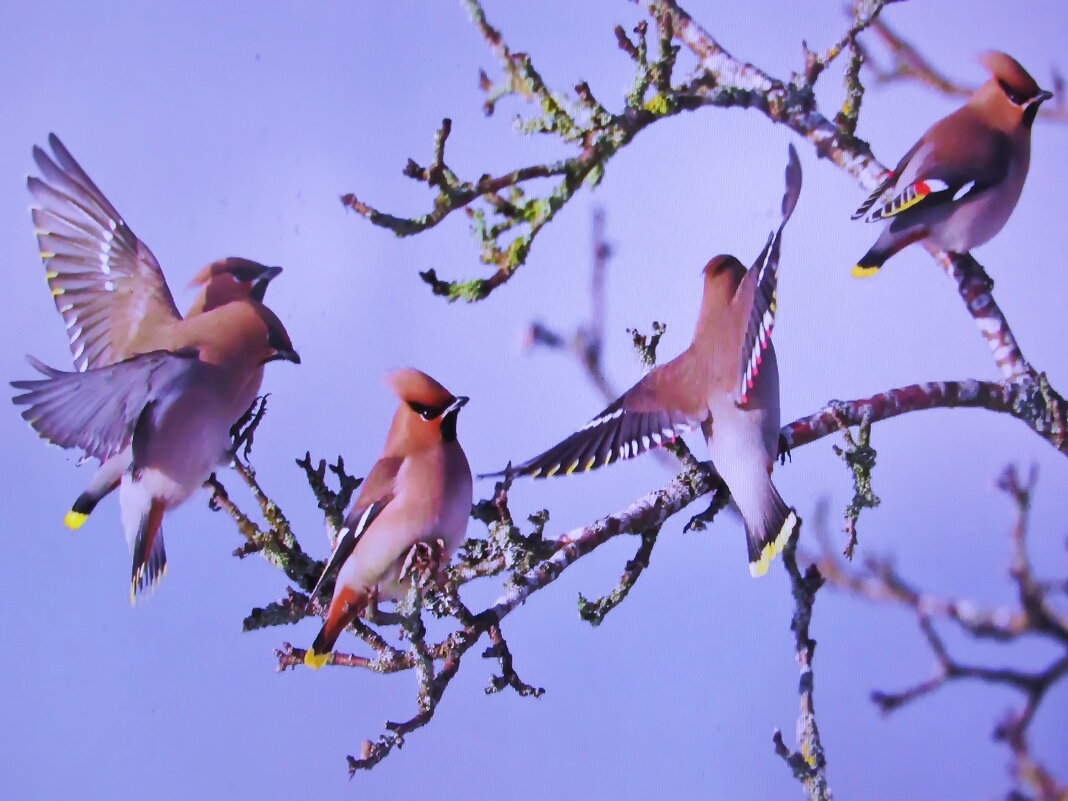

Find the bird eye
[[408, 402, 439, 420], [230, 267, 261, 282], [997, 79, 1029, 106]]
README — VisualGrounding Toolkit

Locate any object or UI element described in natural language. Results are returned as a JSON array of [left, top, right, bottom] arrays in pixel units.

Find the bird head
[[386, 368, 468, 444], [977, 52, 1053, 129], [258, 306, 301, 366], [188, 257, 284, 314], [691, 255, 749, 345], [701, 254, 746, 303]]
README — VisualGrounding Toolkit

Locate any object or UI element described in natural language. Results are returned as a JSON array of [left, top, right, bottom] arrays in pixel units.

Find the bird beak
[[446, 395, 469, 414], [264, 348, 301, 365], [250, 266, 283, 302], [1034, 89, 1054, 105]]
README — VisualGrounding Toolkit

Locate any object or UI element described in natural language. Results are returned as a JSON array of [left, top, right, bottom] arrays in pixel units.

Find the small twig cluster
[[812, 465, 1068, 800], [828, 408, 880, 559]]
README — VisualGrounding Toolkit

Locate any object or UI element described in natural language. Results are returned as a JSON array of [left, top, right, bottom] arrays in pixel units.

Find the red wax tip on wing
[[916, 180, 930, 195]]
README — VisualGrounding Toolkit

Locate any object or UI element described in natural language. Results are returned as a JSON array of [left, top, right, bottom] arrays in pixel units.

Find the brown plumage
[[853, 52, 1052, 275], [304, 369, 472, 669], [489, 147, 803, 576], [12, 134, 299, 599]]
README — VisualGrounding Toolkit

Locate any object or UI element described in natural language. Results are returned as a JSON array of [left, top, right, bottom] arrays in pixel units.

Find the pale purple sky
[[2, 1, 1066, 798]]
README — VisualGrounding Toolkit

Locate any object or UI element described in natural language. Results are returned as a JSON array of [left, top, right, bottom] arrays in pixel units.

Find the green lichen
[[448, 278, 489, 303], [643, 93, 672, 116]]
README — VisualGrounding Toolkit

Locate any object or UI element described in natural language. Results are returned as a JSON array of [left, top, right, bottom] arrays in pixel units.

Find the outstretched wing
[[11, 348, 199, 461], [29, 134, 181, 370], [736, 144, 802, 405], [307, 457, 401, 600], [492, 354, 708, 479]]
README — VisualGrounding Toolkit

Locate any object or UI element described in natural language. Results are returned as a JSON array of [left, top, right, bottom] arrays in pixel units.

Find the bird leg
[[228, 395, 269, 462], [777, 433, 793, 465], [683, 481, 732, 533]]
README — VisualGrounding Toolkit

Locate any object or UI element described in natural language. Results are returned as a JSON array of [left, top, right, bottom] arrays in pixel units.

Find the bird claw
[[684, 501, 719, 533], [401, 539, 447, 586], [777, 434, 793, 465]]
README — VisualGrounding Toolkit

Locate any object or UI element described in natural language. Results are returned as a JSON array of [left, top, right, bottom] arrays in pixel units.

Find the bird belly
[[341, 481, 472, 603], [133, 377, 251, 505], [340, 518, 428, 602], [706, 399, 778, 477]]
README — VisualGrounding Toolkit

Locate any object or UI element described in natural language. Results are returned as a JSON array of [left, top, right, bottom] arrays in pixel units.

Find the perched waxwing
[[304, 369, 472, 669], [852, 52, 1053, 275], [12, 134, 299, 599], [489, 147, 802, 577]]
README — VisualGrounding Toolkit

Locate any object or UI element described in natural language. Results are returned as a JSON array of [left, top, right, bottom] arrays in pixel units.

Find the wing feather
[[11, 349, 199, 460], [737, 145, 801, 404], [493, 354, 708, 480], [307, 456, 402, 598], [29, 134, 181, 370]]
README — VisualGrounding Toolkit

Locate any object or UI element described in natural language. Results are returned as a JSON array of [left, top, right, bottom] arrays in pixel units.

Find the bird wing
[[11, 348, 199, 461], [853, 127, 1012, 224], [496, 355, 708, 479], [307, 457, 401, 600], [28, 134, 181, 371], [735, 144, 801, 405], [851, 135, 925, 221]]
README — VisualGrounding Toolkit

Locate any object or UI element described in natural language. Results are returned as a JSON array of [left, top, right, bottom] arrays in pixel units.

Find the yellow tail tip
[[748, 510, 799, 578], [64, 510, 88, 530], [304, 648, 330, 670], [852, 264, 880, 278], [749, 556, 771, 578]]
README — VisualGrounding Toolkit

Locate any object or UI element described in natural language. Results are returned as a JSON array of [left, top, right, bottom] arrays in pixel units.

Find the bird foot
[[684, 501, 719, 533], [777, 434, 793, 466], [401, 539, 447, 587]]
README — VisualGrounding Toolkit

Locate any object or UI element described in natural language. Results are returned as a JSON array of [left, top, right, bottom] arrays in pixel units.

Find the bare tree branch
[[813, 465, 1068, 800], [773, 523, 833, 801]]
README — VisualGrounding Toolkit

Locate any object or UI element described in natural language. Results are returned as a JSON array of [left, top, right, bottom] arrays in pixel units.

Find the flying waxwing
[[488, 146, 803, 577], [304, 369, 472, 669], [852, 52, 1053, 275], [64, 257, 285, 535], [11, 134, 300, 599]]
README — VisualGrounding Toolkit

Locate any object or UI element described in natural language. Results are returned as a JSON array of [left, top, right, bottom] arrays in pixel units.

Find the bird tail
[[853, 226, 928, 278], [128, 498, 168, 603], [852, 245, 891, 278], [65, 492, 99, 530], [305, 586, 365, 670], [65, 459, 124, 529], [741, 478, 798, 578]]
